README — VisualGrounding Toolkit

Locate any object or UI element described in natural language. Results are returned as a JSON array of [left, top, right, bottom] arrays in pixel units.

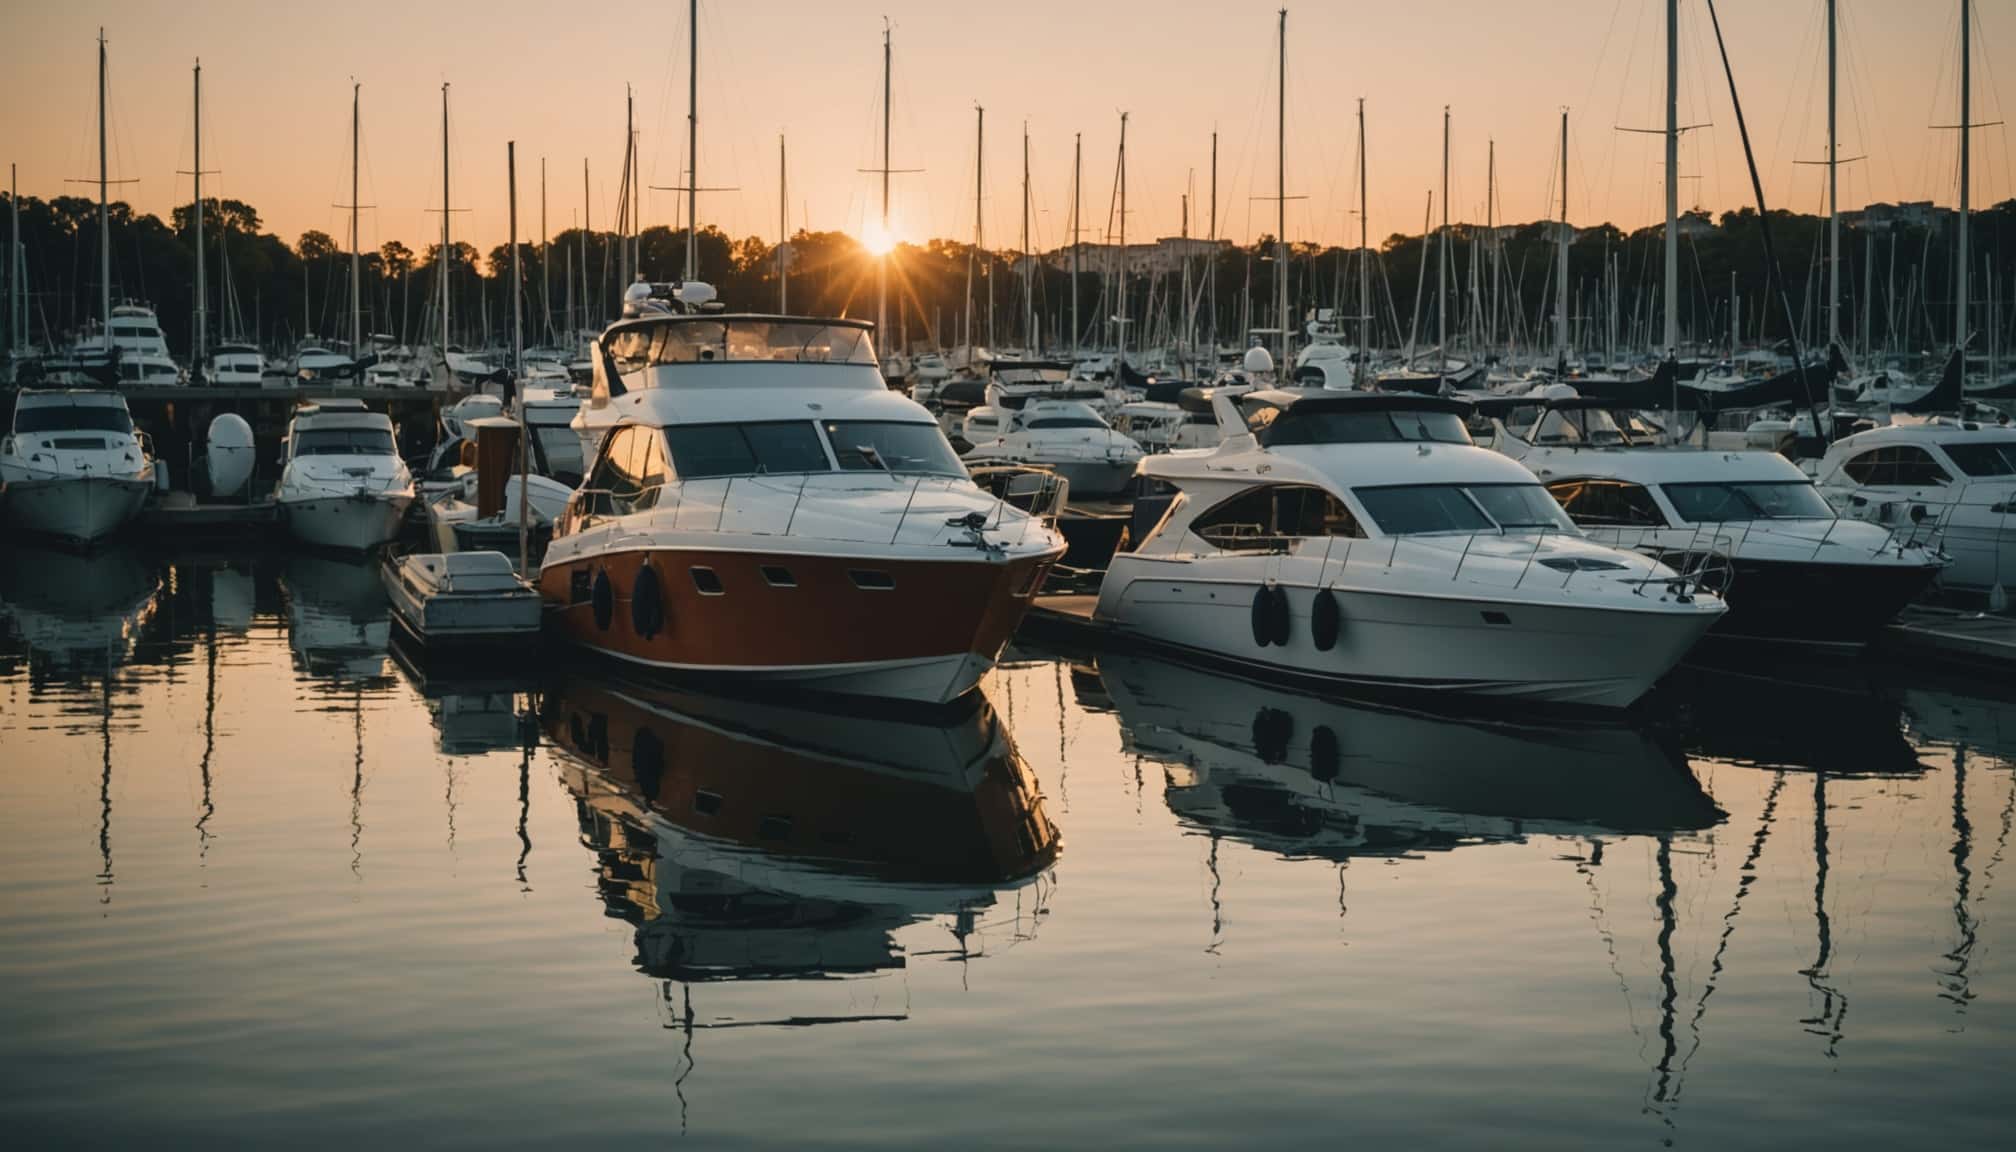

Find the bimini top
[[1255, 392, 1475, 449]]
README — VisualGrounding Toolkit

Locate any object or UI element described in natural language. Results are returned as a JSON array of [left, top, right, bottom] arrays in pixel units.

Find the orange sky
[[2, 1, 2010, 259]]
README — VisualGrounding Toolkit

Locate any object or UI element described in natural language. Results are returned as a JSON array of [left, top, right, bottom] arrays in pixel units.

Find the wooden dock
[[1879, 606, 2016, 670], [138, 492, 278, 539]]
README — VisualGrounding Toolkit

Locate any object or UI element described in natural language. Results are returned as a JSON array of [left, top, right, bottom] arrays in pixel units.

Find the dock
[[138, 491, 278, 539], [1879, 606, 2016, 670]]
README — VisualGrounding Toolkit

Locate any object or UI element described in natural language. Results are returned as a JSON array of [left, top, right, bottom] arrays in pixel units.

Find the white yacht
[[290, 343, 356, 383], [52, 304, 183, 386], [540, 282, 1065, 705], [1484, 394, 1947, 647], [1094, 392, 1726, 709], [275, 399, 415, 552], [960, 397, 1145, 500], [0, 389, 157, 543], [203, 342, 266, 386], [1813, 417, 2016, 598]]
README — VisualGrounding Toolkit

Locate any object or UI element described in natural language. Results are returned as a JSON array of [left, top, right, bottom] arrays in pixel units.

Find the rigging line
[[1578, 839, 1644, 1047]]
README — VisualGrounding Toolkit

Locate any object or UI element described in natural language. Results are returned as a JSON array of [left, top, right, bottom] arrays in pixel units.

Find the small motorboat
[[381, 550, 543, 649]]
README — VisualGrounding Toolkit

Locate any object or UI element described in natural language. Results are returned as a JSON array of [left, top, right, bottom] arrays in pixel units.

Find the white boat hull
[[1096, 572, 1718, 709], [1, 474, 151, 543], [283, 493, 413, 552]]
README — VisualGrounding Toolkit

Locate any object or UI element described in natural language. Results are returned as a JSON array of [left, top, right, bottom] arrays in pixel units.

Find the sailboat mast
[[778, 134, 788, 312], [620, 87, 632, 290], [1557, 109, 1569, 362], [1071, 132, 1081, 361], [1956, 0, 1971, 363], [1209, 129, 1218, 358], [581, 159, 590, 325], [1275, 7, 1288, 368], [878, 21, 890, 341], [686, 0, 699, 284], [1663, 0, 1679, 358], [1117, 111, 1128, 365], [1486, 138, 1495, 352], [193, 60, 206, 367], [350, 81, 361, 357], [509, 140, 528, 571], [98, 28, 110, 346], [9, 162, 19, 355], [1357, 100, 1368, 375], [440, 84, 450, 356], [1022, 123, 1033, 351], [540, 157, 549, 345], [1826, 0, 1840, 349], [1438, 105, 1448, 360], [966, 106, 981, 354]]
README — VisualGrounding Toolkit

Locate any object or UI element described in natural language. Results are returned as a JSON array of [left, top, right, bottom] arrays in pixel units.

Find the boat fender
[[1252, 706, 1294, 765], [631, 562, 666, 639], [1250, 586, 1275, 647], [1310, 587, 1341, 651], [1267, 584, 1292, 647], [1309, 725, 1340, 783], [591, 568, 613, 632]]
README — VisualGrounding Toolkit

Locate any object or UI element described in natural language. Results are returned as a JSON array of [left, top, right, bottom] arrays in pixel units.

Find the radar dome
[[1242, 345, 1276, 375]]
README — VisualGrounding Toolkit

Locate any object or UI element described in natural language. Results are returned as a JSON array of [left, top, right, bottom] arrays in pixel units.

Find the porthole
[[761, 565, 796, 588], [690, 566, 725, 595], [849, 569, 895, 591]]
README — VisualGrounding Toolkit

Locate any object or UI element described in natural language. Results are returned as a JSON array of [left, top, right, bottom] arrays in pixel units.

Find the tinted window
[[584, 426, 650, 515], [1262, 408, 1472, 447], [1025, 416, 1108, 429], [1941, 442, 2016, 477], [610, 319, 877, 367], [1662, 481, 1836, 522], [293, 428, 395, 456], [1840, 446, 1952, 487], [14, 404, 134, 434], [1548, 479, 1666, 527], [662, 421, 830, 478], [823, 421, 966, 476], [1467, 484, 1577, 531], [1191, 485, 1364, 551], [1353, 485, 1493, 535]]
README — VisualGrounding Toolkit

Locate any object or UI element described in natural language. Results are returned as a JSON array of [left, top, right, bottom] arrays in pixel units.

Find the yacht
[[0, 389, 157, 543], [1812, 417, 2016, 598], [204, 342, 266, 386], [960, 397, 1145, 500], [289, 343, 356, 383], [274, 399, 415, 552], [1484, 393, 1947, 647], [1093, 391, 1726, 709], [51, 304, 183, 386], [539, 281, 1066, 705]]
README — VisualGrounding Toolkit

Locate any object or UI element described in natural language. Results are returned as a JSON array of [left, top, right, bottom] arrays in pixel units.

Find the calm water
[[3, 545, 2014, 1148]]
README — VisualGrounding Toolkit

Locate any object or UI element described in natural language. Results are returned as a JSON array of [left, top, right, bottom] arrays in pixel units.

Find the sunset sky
[[2, 1, 2009, 259]]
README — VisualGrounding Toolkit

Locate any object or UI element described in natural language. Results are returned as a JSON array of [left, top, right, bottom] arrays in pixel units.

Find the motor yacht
[[275, 399, 415, 552], [539, 281, 1066, 706], [960, 397, 1145, 500], [0, 389, 157, 543], [290, 343, 356, 383], [203, 342, 266, 386], [1812, 417, 2016, 599], [1484, 393, 1947, 647], [1093, 391, 1726, 709], [50, 304, 184, 387]]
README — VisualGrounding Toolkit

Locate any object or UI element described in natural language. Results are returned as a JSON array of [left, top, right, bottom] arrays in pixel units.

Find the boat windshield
[[662, 421, 832, 478], [1942, 441, 2016, 477], [1023, 415, 1108, 430], [1526, 406, 1662, 447], [608, 319, 877, 369], [823, 420, 967, 476], [1661, 481, 1836, 522], [293, 428, 395, 457], [1355, 482, 1577, 536], [14, 403, 133, 434], [1262, 408, 1472, 447]]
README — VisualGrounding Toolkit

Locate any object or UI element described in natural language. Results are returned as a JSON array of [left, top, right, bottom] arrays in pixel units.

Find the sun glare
[[859, 222, 897, 257]]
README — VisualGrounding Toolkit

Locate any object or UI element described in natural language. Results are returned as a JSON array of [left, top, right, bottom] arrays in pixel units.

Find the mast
[[878, 20, 890, 342], [349, 81, 361, 358], [1438, 105, 1449, 363], [581, 159, 590, 325], [1485, 138, 1495, 352], [540, 157, 549, 344], [778, 134, 788, 312], [1556, 108, 1570, 363], [509, 141, 528, 571], [440, 84, 450, 357], [619, 86, 632, 290], [1210, 129, 1219, 360], [1117, 111, 1129, 365], [965, 106, 982, 354], [1071, 132, 1081, 361], [98, 28, 110, 348], [1826, 0, 1840, 349], [1663, 0, 1679, 359], [1022, 122, 1033, 351], [1357, 100, 1368, 380], [193, 61, 205, 367], [9, 162, 19, 355], [1275, 7, 1289, 368], [1956, 0, 1971, 365], [686, 0, 699, 284]]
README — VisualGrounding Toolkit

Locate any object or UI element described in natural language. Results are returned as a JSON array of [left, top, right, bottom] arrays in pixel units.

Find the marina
[[4, 0, 2016, 1145]]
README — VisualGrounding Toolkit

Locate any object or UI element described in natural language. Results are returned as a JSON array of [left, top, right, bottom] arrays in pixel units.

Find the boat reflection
[[1099, 652, 1721, 859], [389, 630, 538, 756], [279, 553, 393, 687], [542, 670, 1059, 1011], [0, 542, 161, 672], [1665, 654, 1924, 776]]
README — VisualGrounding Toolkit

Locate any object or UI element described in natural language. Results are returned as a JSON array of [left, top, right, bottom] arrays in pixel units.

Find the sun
[[858, 221, 898, 257]]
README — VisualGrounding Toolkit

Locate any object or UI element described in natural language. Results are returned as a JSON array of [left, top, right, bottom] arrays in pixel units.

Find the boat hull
[[283, 493, 413, 552], [1693, 554, 1941, 648], [1096, 572, 1719, 710], [1049, 459, 1138, 500], [0, 474, 151, 544], [537, 546, 1054, 705]]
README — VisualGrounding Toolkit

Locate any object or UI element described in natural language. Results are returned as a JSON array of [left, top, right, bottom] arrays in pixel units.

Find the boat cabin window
[[1355, 483, 1576, 536], [1938, 441, 2016, 478], [1261, 407, 1472, 447], [606, 319, 877, 371], [1021, 414, 1107, 430], [1661, 481, 1836, 522], [1190, 484, 1363, 551], [292, 428, 395, 456], [662, 421, 831, 479], [1545, 479, 1667, 527], [1525, 406, 1659, 447], [582, 425, 664, 515], [1839, 446, 1952, 487], [822, 421, 966, 476], [13, 404, 134, 434]]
